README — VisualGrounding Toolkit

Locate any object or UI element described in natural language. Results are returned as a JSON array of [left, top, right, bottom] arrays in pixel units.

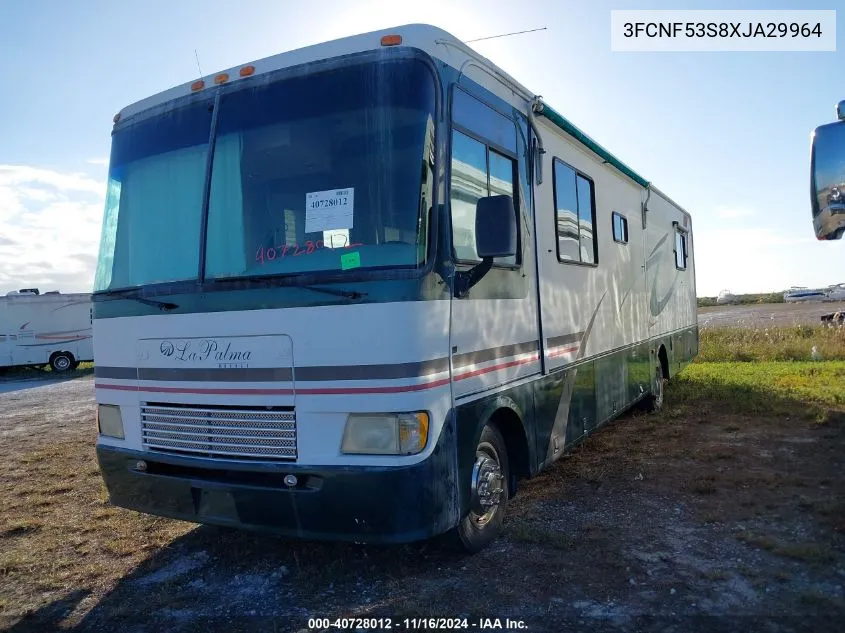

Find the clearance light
[[214, 73, 229, 85], [113, 112, 121, 123], [239, 65, 255, 77], [191, 80, 205, 91], [380, 34, 402, 46]]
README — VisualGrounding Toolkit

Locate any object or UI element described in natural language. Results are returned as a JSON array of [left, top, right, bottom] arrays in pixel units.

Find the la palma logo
[[159, 338, 252, 367]]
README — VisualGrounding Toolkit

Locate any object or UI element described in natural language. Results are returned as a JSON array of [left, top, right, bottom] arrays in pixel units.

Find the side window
[[674, 228, 688, 270], [554, 159, 598, 265], [450, 94, 519, 267], [612, 212, 628, 244]]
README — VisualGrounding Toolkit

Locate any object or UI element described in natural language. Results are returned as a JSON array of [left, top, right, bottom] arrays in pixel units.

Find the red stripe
[[547, 344, 580, 358], [454, 354, 539, 381], [94, 355, 541, 396]]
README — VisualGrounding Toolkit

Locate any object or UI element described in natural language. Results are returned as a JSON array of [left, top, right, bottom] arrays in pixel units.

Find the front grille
[[140, 403, 296, 461]]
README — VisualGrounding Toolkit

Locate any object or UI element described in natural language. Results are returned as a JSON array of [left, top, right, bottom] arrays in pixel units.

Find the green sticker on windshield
[[340, 251, 361, 270]]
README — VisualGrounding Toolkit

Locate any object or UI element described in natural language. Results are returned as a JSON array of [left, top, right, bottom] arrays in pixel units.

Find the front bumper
[[96, 422, 459, 544]]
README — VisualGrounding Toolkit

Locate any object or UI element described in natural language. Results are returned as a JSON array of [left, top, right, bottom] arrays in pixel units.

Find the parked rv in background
[[716, 290, 736, 304], [0, 289, 93, 371], [826, 283, 845, 301], [783, 286, 828, 302]]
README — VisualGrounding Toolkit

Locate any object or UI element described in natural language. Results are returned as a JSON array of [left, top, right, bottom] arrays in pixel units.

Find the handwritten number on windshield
[[255, 240, 363, 264]]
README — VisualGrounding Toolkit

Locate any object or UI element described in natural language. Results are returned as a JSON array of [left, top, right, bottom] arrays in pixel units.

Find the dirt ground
[[698, 301, 845, 329], [1, 374, 844, 633]]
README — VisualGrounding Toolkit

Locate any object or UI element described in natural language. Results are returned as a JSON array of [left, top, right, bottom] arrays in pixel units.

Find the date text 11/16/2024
[[306, 617, 528, 630]]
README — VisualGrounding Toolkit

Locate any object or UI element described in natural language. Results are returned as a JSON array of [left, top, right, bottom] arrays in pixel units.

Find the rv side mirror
[[810, 118, 845, 240], [454, 195, 518, 298], [475, 195, 517, 258]]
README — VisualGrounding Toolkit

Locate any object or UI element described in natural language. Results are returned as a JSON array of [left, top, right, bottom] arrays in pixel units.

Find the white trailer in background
[[0, 289, 92, 371]]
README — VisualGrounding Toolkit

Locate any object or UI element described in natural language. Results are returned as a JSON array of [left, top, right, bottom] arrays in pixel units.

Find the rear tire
[[456, 424, 510, 553], [49, 352, 74, 373]]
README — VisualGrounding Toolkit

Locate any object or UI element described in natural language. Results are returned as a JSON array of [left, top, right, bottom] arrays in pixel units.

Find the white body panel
[[94, 302, 452, 466], [0, 292, 92, 368], [534, 118, 655, 372]]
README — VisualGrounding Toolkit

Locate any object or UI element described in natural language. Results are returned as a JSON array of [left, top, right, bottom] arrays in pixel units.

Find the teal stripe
[[537, 104, 650, 188]]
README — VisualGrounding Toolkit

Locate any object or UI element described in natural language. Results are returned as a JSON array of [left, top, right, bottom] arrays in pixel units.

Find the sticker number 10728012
[[255, 241, 363, 264]]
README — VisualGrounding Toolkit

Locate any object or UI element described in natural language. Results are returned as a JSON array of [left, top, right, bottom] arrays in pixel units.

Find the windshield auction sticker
[[611, 10, 836, 51], [305, 188, 355, 233]]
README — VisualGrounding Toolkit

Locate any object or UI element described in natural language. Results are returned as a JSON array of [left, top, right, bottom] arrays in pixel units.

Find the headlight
[[97, 404, 125, 439], [341, 412, 429, 455]]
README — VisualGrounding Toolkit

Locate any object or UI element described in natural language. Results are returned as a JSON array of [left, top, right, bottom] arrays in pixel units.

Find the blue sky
[[0, 0, 842, 296]]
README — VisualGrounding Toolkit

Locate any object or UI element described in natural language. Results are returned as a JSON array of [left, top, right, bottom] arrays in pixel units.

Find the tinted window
[[205, 59, 436, 280], [675, 229, 688, 269], [450, 132, 517, 265], [94, 99, 214, 290], [452, 88, 516, 154], [554, 160, 597, 265], [612, 212, 628, 244], [451, 131, 488, 262], [576, 175, 596, 264], [450, 87, 519, 267]]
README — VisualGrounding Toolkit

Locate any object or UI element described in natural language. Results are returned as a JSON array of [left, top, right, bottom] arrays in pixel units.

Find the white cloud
[[0, 165, 105, 196], [86, 157, 110, 167], [0, 165, 105, 295]]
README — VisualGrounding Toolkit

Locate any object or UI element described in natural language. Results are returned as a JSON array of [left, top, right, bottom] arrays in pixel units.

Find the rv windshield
[[94, 58, 436, 292]]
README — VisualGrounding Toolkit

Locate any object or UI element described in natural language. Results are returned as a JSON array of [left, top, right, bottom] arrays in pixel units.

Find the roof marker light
[[380, 35, 402, 46], [113, 112, 121, 123], [239, 65, 255, 77], [214, 73, 229, 85], [191, 80, 205, 91]]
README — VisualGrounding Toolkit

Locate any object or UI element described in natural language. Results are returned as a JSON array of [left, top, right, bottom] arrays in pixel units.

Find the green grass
[[697, 325, 845, 362], [672, 361, 845, 418]]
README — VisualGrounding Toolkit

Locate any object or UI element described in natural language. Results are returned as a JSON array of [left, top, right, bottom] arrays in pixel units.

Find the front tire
[[50, 352, 74, 373], [456, 424, 509, 553]]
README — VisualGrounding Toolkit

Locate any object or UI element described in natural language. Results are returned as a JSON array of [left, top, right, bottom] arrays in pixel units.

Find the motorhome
[[783, 286, 828, 302], [824, 283, 845, 302], [716, 290, 736, 305], [0, 289, 92, 371], [92, 24, 697, 551]]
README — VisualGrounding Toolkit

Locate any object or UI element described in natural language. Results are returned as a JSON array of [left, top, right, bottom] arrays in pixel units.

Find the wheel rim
[[469, 442, 504, 527], [54, 356, 70, 370], [654, 369, 664, 406]]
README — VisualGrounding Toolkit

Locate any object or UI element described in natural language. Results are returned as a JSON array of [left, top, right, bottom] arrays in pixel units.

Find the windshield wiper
[[211, 276, 367, 300], [96, 289, 179, 310], [297, 284, 367, 300]]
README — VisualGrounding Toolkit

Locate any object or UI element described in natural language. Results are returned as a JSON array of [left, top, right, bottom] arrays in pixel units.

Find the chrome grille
[[141, 403, 296, 461]]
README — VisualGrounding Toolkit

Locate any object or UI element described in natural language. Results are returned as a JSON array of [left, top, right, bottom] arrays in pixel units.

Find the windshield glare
[[94, 58, 436, 292], [94, 100, 213, 291]]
